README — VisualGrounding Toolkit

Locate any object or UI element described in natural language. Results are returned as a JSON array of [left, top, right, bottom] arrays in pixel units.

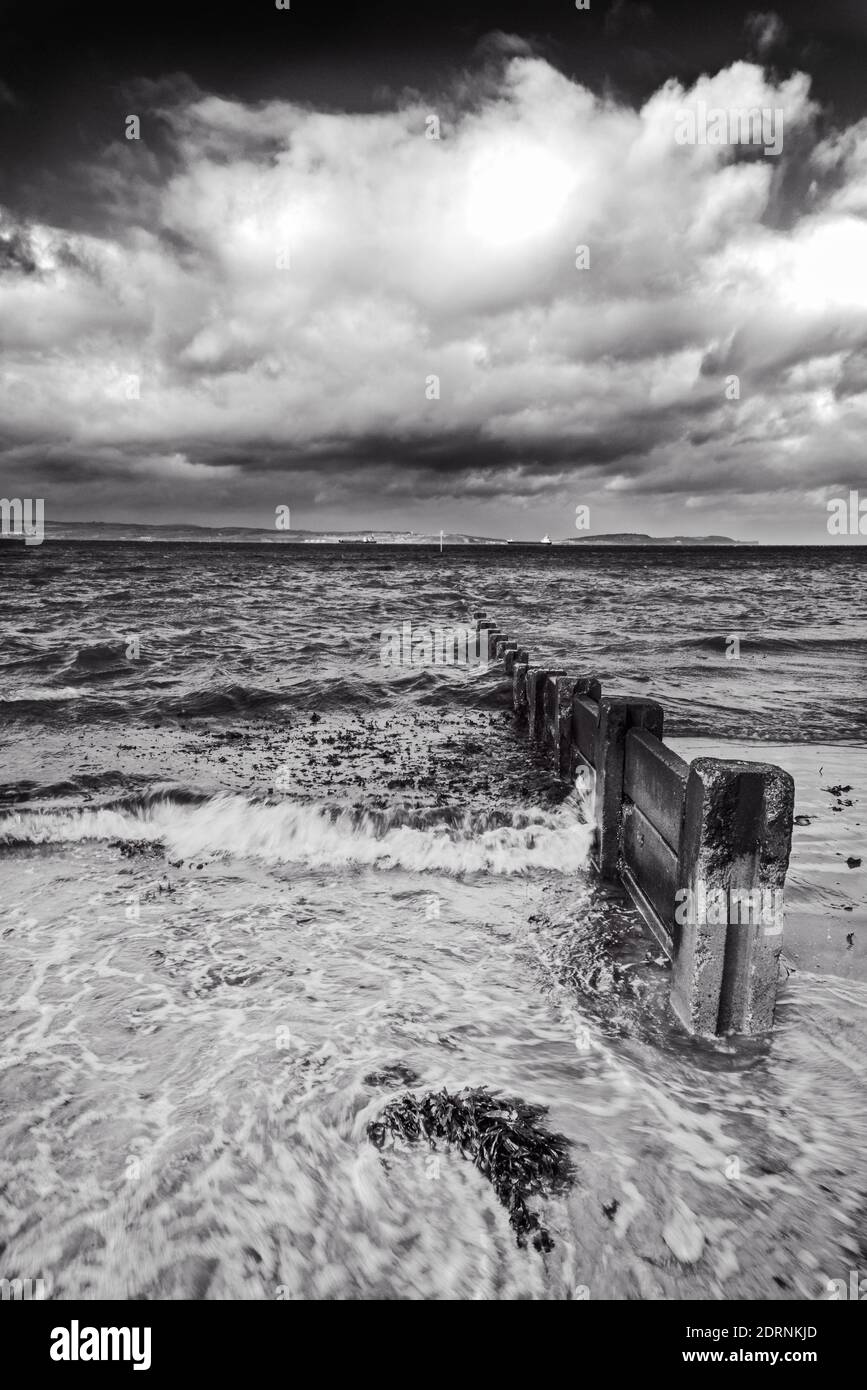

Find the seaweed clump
[[367, 1086, 573, 1251], [111, 838, 163, 859]]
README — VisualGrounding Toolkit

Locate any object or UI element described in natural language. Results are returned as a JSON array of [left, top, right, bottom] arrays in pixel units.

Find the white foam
[[0, 686, 89, 702], [0, 794, 594, 876]]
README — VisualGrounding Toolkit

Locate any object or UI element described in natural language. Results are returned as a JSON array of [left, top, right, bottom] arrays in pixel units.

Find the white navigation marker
[[440, 529, 444, 552]]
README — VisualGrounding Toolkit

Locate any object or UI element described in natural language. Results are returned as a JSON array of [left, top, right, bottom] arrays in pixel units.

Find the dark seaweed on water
[[110, 839, 164, 859], [368, 1086, 573, 1251]]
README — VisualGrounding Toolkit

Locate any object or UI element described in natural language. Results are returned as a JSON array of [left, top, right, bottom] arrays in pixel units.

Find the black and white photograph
[[0, 0, 865, 1344]]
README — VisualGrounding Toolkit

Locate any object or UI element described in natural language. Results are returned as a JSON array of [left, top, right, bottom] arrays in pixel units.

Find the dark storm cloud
[[0, 226, 37, 274], [745, 12, 790, 58], [2, 4, 867, 534], [605, 2, 656, 40]]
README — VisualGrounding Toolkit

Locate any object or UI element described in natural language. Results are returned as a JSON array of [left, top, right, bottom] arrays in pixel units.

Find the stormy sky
[[1, 0, 867, 540]]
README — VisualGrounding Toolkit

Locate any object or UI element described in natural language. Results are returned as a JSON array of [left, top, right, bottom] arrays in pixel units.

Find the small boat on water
[[540, 534, 552, 545]]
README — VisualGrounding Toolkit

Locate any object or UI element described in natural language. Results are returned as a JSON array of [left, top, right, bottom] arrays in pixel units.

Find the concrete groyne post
[[541, 675, 601, 780], [504, 647, 527, 676], [594, 697, 664, 877], [513, 662, 530, 713], [526, 669, 545, 734], [475, 621, 497, 663], [670, 758, 795, 1035], [545, 675, 599, 778], [527, 668, 565, 740]]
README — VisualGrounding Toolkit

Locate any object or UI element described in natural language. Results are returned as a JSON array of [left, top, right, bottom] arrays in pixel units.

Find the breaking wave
[[0, 792, 594, 875], [0, 686, 94, 703]]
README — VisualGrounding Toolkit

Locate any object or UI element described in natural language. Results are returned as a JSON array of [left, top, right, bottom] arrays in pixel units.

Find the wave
[[156, 672, 390, 716], [0, 685, 94, 704], [0, 792, 594, 875], [0, 644, 136, 699], [679, 633, 867, 654], [156, 682, 284, 716], [67, 642, 130, 675], [0, 669, 491, 720]]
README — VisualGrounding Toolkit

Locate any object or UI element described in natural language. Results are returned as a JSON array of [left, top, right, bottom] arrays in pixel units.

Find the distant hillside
[[21, 522, 755, 546], [561, 532, 751, 546], [36, 522, 504, 545]]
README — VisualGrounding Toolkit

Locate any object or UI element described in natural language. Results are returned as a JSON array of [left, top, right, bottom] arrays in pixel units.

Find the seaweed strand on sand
[[367, 1085, 573, 1251]]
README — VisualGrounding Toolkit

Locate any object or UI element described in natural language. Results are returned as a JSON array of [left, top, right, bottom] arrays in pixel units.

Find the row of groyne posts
[[471, 611, 796, 1038]]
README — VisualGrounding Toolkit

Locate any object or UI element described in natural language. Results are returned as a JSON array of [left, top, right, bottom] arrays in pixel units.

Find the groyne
[[473, 611, 795, 1037]]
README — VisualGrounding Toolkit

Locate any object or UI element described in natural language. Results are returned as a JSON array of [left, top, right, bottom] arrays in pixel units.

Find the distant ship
[[540, 534, 552, 545]]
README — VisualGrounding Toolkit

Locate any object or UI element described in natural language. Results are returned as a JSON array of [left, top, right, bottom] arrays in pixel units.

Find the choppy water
[[0, 542, 865, 1299], [1, 542, 865, 742]]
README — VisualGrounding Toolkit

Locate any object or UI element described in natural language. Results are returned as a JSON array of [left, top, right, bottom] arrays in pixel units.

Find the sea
[[0, 540, 865, 1300]]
